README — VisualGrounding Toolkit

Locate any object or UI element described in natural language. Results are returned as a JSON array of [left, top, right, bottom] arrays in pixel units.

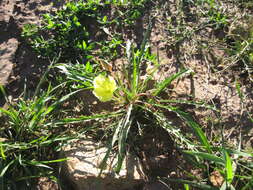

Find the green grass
[[0, 82, 78, 188]]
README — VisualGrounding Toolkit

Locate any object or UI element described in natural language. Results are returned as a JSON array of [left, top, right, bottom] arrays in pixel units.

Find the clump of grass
[[179, 139, 253, 189], [0, 61, 84, 189]]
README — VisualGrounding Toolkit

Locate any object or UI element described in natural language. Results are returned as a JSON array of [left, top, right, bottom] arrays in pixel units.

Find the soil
[[0, 0, 252, 189], [148, 0, 253, 150], [0, 0, 65, 103]]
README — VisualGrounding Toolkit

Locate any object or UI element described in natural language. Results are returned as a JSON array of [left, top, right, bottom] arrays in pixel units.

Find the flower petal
[[92, 74, 117, 102]]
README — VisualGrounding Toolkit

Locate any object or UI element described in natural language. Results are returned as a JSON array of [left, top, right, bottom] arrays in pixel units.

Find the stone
[[36, 177, 59, 190], [61, 136, 145, 190]]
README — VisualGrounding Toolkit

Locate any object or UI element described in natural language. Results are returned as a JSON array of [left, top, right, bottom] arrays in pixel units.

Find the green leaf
[[102, 16, 107, 23], [184, 151, 224, 165], [99, 105, 133, 174], [184, 184, 190, 190], [224, 150, 234, 184], [0, 144, 6, 160], [152, 111, 196, 150], [0, 108, 19, 125], [29, 158, 68, 165], [82, 41, 87, 50], [54, 112, 121, 125], [235, 80, 244, 101], [0, 160, 15, 177], [214, 147, 253, 158], [99, 121, 122, 174], [130, 20, 152, 94], [0, 85, 9, 104], [132, 50, 140, 93], [45, 89, 82, 115]]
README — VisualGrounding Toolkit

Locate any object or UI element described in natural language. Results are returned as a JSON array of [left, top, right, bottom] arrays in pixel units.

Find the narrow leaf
[[224, 150, 234, 184], [184, 151, 224, 165], [54, 112, 121, 125], [153, 69, 190, 96], [0, 160, 15, 177], [153, 104, 212, 153], [0, 144, 6, 160]]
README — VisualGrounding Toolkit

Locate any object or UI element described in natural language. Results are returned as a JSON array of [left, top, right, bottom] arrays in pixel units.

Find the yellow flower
[[93, 74, 117, 102]]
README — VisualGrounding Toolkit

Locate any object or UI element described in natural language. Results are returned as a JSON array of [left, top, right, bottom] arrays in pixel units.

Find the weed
[[22, 1, 104, 62], [62, 23, 212, 178], [22, 0, 149, 63], [206, 0, 227, 29], [226, 22, 253, 81]]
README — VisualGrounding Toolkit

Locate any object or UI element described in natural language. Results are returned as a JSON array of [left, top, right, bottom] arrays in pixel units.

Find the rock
[[61, 136, 145, 190], [36, 177, 59, 190], [0, 38, 18, 86], [209, 171, 224, 187]]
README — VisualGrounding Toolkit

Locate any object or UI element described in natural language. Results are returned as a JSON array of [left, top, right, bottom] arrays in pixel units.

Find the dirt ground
[[150, 0, 253, 148], [0, 0, 252, 189], [0, 0, 66, 101]]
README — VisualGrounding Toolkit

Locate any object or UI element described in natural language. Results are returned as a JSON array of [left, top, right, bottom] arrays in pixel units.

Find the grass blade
[[0, 144, 6, 160], [153, 69, 190, 96], [223, 150, 234, 184], [34, 59, 55, 97], [132, 50, 140, 93], [0, 108, 18, 125], [131, 19, 152, 94], [99, 105, 133, 174], [153, 104, 212, 153], [183, 151, 224, 165], [99, 121, 123, 174], [0, 85, 9, 105], [153, 111, 196, 150], [28, 158, 68, 165], [54, 112, 121, 125], [0, 160, 15, 178], [45, 89, 82, 115]]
